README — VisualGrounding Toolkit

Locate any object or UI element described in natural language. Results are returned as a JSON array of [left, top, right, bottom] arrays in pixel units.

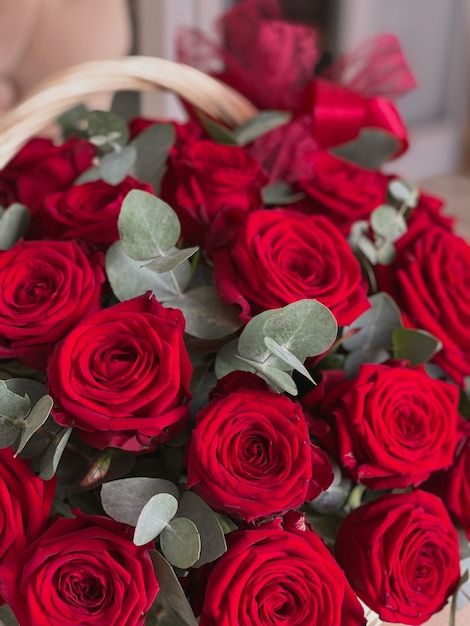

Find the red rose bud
[[335, 490, 461, 625], [47, 293, 192, 453], [186, 372, 333, 522]]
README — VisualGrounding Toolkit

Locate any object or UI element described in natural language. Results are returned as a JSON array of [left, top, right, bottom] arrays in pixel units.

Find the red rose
[[47, 293, 192, 452], [0, 513, 159, 626], [161, 140, 267, 250], [376, 226, 470, 384], [42, 177, 153, 250], [186, 372, 333, 521], [0, 137, 95, 235], [199, 512, 365, 626], [214, 208, 369, 325], [304, 363, 459, 489], [0, 240, 104, 369], [0, 448, 55, 571], [335, 490, 461, 625]]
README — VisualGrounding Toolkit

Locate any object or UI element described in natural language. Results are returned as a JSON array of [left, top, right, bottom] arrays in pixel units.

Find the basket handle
[[0, 56, 259, 168]]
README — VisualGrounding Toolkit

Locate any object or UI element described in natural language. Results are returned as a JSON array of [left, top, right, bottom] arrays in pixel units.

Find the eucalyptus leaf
[[57, 103, 89, 140], [0, 416, 20, 449], [392, 328, 440, 366], [0, 203, 30, 250], [455, 559, 470, 612], [234, 111, 291, 145], [261, 364, 298, 395], [14, 394, 53, 457], [177, 491, 227, 566], [118, 190, 180, 260], [101, 477, 179, 527], [74, 166, 101, 185], [195, 111, 238, 145], [130, 123, 176, 186], [143, 246, 199, 273], [87, 110, 129, 149], [343, 348, 390, 379], [99, 145, 137, 185], [331, 129, 400, 169], [165, 286, 242, 340], [0, 379, 30, 419], [39, 427, 73, 481], [342, 293, 402, 353], [370, 204, 407, 242], [0, 605, 19, 626], [105, 241, 191, 302], [214, 337, 255, 380], [261, 182, 305, 206], [264, 336, 315, 383], [133, 493, 179, 546], [215, 513, 239, 534], [3, 379, 47, 456], [160, 517, 201, 569], [376, 241, 396, 265], [388, 179, 419, 209], [149, 551, 198, 626]]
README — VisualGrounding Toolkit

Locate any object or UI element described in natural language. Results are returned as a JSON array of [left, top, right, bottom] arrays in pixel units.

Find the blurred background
[[1, 0, 469, 185]]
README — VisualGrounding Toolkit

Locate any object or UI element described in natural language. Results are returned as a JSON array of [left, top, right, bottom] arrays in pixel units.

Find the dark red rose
[[186, 372, 333, 521], [0, 513, 159, 626], [303, 363, 459, 489], [199, 511, 366, 626], [0, 240, 104, 369], [42, 177, 153, 250], [0, 137, 95, 234], [0, 448, 55, 572], [376, 225, 470, 385], [47, 293, 192, 452], [161, 140, 267, 250], [335, 490, 461, 625], [214, 208, 369, 325]]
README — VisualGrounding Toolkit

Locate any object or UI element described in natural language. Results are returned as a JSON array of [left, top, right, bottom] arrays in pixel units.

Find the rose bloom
[[161, 139, 267, 250], [214, 208, 369, 325], [303, 363, 459, 489], [0, 240, 104, 369], [186, 372, 333, 522], [47, 293, 192, 452], [42, 177, 153, 250], [0, 513, 159, 626], [199, 511, 365, 626], [376, 225, 470, 384], [335, 490, 461, 625], [0, 448, 55, 572]]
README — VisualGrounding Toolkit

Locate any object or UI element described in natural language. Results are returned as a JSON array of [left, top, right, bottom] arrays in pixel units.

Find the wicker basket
[[0, 55, 384, 626]]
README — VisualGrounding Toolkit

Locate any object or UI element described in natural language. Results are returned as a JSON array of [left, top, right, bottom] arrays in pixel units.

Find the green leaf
[[39, 427, 73, 481], [110, 91, 141, 122], [160, 517, 201, 569], [261, 364, 298, 395], [388, 179, 419, 209], [14, 394, 53, 457], [99, 145, 137, 185], [0, 379, 30, 419], [177, 491, 227, 566], [0, 203, 30, 250], [130, 123, 176, 188], [101, 477, 179, 527], [74, 166, 102, 185], [143, 246, 199, 273], [376, 241, 396, 265], [451, 563, 470, 623], [87, 110, 129, 149], [149, 551, 198, 626], [331, 129, 400, 169], [195, 111, 238, 145], [262, 182, 305, 206], [215, 513, 239, 534], [370, 204, 407, 242], [133, 493, 179, 546], [392, 328, 441, 366], [118, 190, 180, 261], [57, 103, 89, 140], [214, 337, 255, 380], [165, 286, 242, 340], [264, 336, 315, 383], [0, 605, 19, 626], [105, 241, 191, 303], [233, 111, 291, 145]]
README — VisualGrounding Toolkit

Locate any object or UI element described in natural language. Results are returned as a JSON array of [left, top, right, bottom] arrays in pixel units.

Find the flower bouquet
[[0, 2, 469, 625]]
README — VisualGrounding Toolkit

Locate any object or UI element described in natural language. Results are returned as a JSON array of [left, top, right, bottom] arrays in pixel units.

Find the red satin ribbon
[[305, 79, 409, 157]]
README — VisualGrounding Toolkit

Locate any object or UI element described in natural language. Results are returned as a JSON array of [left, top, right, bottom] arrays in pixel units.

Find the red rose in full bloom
[[199, 511, 365, 626], [0, 448, 55, 573], [0, 137, 95, 236], [335, 490, 461, 625], [186, 372, 333, 521], [0, 513, 159, 626], [0, 240, 104, 369], [42, 177, 153, 250], [47, 293, 192, 452], [214, 208, 369, 325], [161, 139, 267, 251], [376, 225, 470, 384], [303, 363, 459, 489]]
